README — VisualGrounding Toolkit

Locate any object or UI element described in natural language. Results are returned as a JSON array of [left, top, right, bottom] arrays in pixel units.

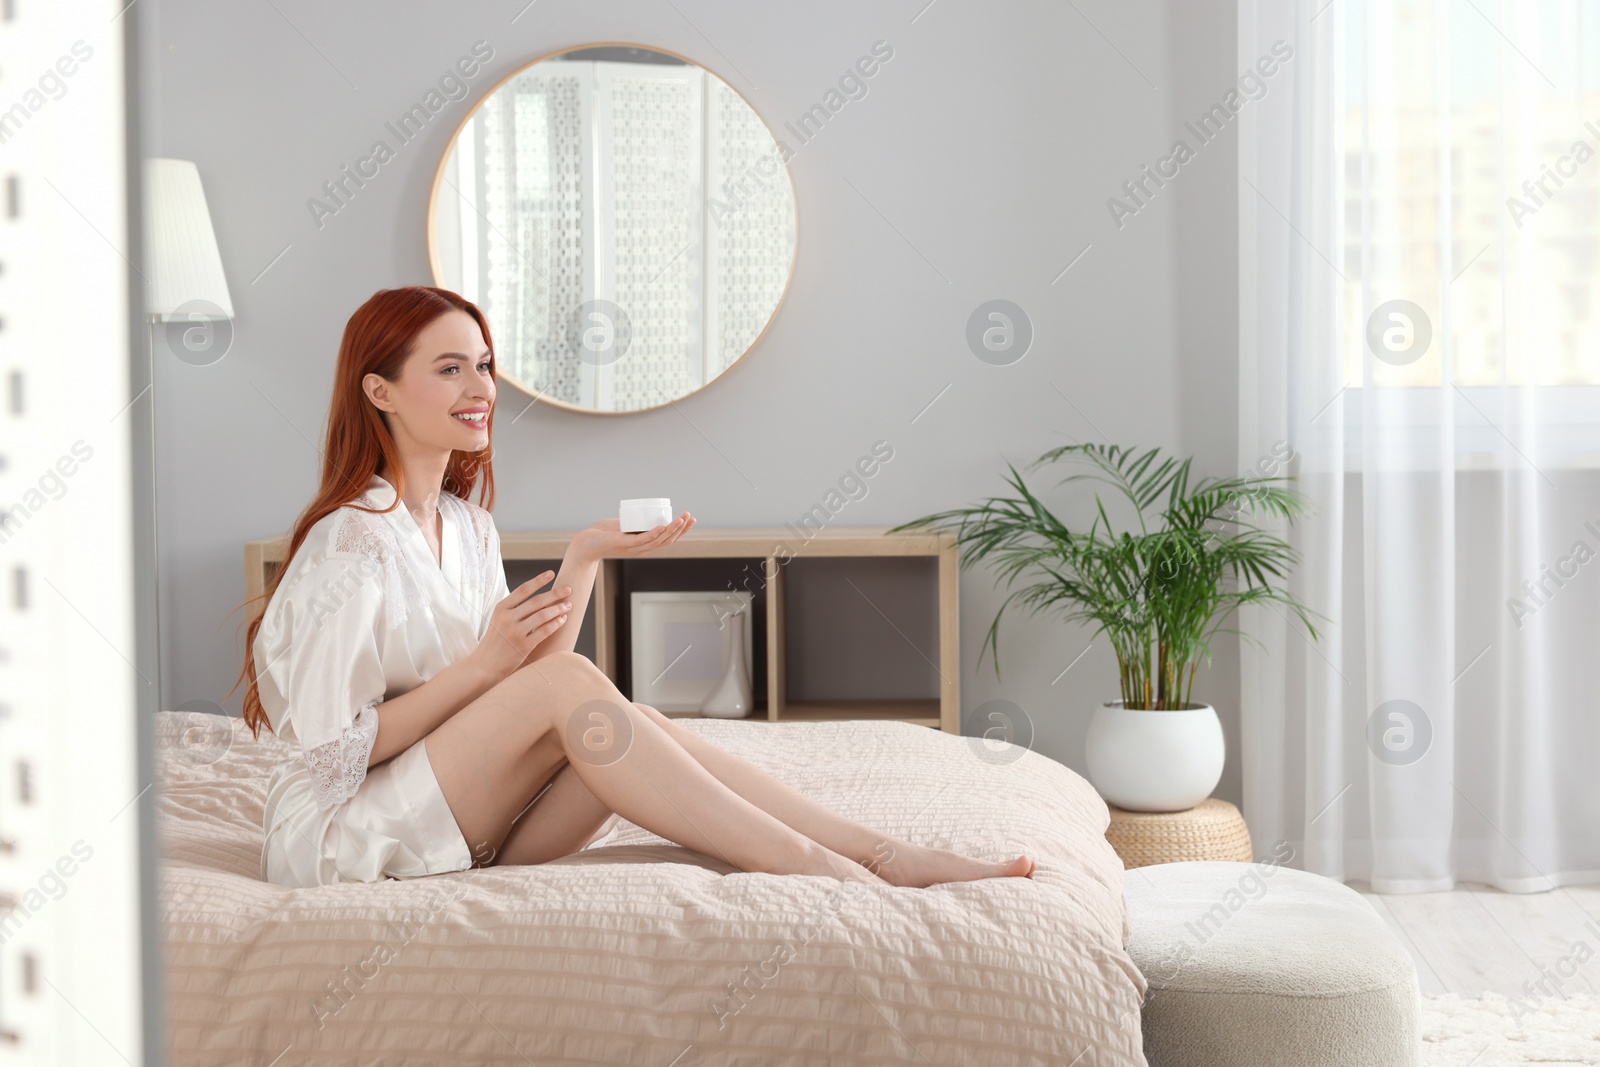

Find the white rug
[[1424, 993, 1600, 1065]]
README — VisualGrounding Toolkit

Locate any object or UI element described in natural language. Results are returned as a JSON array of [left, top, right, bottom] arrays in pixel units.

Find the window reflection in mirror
[[429, 44, 797, 414]]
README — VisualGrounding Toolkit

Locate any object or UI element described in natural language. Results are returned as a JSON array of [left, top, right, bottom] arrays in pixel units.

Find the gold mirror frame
[[425, 41, 799, 417]]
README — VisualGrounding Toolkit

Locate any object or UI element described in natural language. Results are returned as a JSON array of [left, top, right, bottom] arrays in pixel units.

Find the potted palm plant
[[889, 443, 1317, 812]]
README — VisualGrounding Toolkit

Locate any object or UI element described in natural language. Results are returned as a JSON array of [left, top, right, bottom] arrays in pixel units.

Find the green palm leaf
[[888, 442, 1321, 708]]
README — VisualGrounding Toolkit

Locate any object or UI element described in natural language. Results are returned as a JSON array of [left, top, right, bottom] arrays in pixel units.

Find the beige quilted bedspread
[[157, 709, 1147, 1065]]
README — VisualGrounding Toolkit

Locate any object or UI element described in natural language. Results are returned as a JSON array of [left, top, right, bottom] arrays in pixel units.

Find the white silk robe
[[254, 473, 511, 887]]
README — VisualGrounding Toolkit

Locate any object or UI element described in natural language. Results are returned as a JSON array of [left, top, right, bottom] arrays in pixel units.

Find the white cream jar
[[620, 497, 673, 533]]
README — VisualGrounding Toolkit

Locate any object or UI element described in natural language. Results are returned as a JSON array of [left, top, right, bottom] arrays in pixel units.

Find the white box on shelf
[[630, 591, 753, 711]]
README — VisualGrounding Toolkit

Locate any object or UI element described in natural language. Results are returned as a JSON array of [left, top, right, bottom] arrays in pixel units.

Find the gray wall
[[146, 0, 1243, 803]]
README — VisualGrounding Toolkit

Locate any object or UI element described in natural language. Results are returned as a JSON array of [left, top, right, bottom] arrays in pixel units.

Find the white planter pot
[[1085, 701, 1224, 813]]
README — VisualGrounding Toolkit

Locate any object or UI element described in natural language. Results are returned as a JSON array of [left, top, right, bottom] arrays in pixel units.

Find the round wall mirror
[[428, 43, 798, 415]]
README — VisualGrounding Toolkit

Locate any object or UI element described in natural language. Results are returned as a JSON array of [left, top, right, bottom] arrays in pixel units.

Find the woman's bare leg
[[424, 651, 883, 883], [628, 702, 1034, 886], [483, 696, 1035, 886], [492, 761, 614, 867]]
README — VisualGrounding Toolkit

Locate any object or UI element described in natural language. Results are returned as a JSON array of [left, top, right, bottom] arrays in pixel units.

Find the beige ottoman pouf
[[1124, 861, 1421, 1067]]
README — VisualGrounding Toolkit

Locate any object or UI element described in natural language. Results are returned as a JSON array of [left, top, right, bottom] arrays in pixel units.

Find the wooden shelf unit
[[245, 526, 960, 733]]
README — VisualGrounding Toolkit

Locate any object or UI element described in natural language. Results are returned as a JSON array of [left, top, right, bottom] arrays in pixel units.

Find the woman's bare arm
[[367, 656, 498, 767], [523, 545, 599, 666], [367, 568, 578, 764], [369, 518, 695, 760], [518, 514, 697, 670]]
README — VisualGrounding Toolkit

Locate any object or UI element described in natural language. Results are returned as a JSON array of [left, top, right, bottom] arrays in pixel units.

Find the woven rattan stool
[[1105, 797, 1253, 868]]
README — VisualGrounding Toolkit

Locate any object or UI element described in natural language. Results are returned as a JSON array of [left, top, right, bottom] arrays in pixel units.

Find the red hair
[[229, 286, 498, 739]]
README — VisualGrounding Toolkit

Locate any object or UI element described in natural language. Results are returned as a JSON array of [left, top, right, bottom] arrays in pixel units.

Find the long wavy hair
[[229, 286, 498, 739]]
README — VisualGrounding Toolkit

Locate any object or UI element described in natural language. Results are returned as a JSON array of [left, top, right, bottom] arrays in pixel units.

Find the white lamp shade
[[143, 158, 234, 321]]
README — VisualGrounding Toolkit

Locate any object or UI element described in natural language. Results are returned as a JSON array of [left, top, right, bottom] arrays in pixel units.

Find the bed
[[157, 708, 1148, 1065]]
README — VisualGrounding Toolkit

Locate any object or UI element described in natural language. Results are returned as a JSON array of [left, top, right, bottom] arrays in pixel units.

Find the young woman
[[234, 286, 1037, 890]]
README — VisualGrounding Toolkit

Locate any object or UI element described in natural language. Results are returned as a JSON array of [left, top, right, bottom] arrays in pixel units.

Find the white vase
[[1084, 701, 1224, 813], [699, 605, 752, 718]]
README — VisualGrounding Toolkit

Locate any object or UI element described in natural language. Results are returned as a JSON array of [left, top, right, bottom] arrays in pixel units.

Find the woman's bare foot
[[872, 842, 1037, 888]]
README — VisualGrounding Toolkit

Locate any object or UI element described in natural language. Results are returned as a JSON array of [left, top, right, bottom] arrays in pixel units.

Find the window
[[1340, 0, 1600, 391]]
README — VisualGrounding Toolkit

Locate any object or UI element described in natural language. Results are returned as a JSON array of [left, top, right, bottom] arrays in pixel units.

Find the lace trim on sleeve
[[303, 702, 380, 810]]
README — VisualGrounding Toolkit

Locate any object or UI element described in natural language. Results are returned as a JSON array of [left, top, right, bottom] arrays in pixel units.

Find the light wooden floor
[[1354, 883, 1600, 997]]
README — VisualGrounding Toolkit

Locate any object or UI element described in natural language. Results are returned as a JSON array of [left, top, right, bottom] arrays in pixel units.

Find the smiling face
[[363, 308, 495, 460]]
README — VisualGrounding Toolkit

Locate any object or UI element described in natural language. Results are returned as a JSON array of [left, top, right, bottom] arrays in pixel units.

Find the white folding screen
[[0, 1, 157, 1064], [706, 78, 793, 377], [594, 61, 704, 413], [472, 65, 590, 406]]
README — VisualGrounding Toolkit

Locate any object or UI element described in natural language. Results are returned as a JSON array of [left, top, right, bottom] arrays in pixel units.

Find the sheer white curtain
[[1239, 0, 1600, 893]]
